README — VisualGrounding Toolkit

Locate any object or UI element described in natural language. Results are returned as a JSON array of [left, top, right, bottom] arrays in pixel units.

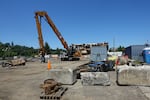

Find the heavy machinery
[[35, 11, 80, 61]]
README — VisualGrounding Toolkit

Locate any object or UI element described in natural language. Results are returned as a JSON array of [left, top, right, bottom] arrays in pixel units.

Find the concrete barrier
[[80, 72, 110, 86], [117, 65, 150, 86], [48, 68, 77, 85]]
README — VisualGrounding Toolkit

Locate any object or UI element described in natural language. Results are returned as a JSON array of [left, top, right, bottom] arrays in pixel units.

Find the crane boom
[[35, 12, 45, 54], [34, 11, 80, 61], [35, 11, 69, 53]]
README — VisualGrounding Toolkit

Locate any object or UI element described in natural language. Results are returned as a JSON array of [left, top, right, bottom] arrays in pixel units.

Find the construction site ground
[[0, 58, 150, 100]]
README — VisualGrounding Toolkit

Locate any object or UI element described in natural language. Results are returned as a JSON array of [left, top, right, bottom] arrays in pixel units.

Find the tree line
[[0, 42, 38, 58], [0, 42, 65, 58], [0, 41, 125, 59]]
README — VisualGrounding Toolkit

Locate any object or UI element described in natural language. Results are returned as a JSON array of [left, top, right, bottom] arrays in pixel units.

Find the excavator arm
[[35, 11, 80, 61], [35, 13, 45, 54], [35, 11, 69, 54]]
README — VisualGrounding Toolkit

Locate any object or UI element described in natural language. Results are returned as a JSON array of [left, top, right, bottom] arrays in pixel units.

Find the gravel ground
[[0, 58, 149, 100]]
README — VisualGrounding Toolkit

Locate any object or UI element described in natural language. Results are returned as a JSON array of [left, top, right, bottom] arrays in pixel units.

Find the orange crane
[[34, 11, 80, 61]]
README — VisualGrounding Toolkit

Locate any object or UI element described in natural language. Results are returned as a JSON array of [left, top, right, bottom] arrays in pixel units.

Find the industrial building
[[125, 44, 149, 62]]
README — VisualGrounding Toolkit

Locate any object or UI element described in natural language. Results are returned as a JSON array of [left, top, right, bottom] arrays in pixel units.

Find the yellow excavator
[[34, 11, 81, 62]]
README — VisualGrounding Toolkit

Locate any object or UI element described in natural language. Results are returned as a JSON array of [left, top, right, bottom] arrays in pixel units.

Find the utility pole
[[113, 37, 115, 52]]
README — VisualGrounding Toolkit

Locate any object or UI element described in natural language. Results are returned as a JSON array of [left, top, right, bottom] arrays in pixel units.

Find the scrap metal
[[40, 79, 68, 100]]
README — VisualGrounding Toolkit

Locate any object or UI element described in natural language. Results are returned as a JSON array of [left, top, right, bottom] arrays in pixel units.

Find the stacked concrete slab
[[80, 72, 110, 86], [48, 68, 77, 85], [117, 65, 150, 86]]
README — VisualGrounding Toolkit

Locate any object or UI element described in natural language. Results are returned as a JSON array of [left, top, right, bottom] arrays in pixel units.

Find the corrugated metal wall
[[125, 46, 131, 59], [125, 45, 148, 62]]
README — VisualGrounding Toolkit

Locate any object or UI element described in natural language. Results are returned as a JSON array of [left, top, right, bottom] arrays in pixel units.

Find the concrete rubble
[[11, 58, 26, 65], [117, 65, 150, 86], [47, 68, 77, 85], [80, 72, 111, 86]]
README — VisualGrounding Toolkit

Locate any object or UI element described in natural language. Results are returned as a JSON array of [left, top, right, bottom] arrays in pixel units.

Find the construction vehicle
[[34, 11, 80, 61]]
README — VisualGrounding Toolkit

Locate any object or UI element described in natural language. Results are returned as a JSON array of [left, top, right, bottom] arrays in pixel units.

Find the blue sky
[[0, 0, 150, 49]]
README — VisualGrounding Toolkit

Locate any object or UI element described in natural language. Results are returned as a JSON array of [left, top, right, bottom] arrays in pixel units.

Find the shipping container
[[90, 46, 107, 62], [125, 45, 148, 62]]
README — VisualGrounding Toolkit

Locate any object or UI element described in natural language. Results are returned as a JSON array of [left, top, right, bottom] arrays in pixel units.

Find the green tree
[[56, 48, 61, 55], [0, 42, 38, 57], [5, 43, 10, 47], [116, 46, 125, 51], [44, 42, 51, 54], [11, 41, 14, 47]]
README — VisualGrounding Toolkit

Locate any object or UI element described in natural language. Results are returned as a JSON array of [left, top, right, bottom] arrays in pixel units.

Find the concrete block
[[48, 68, 77, 85], [80, 72, 110, 86], [117, 65, 150, 86]]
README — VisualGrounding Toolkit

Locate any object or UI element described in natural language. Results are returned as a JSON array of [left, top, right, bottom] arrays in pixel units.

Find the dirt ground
[[0, 58, 149, 100]]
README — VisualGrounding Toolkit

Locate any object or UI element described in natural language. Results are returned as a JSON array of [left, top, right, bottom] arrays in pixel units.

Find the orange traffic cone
[[47, 60, 51, 70]]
